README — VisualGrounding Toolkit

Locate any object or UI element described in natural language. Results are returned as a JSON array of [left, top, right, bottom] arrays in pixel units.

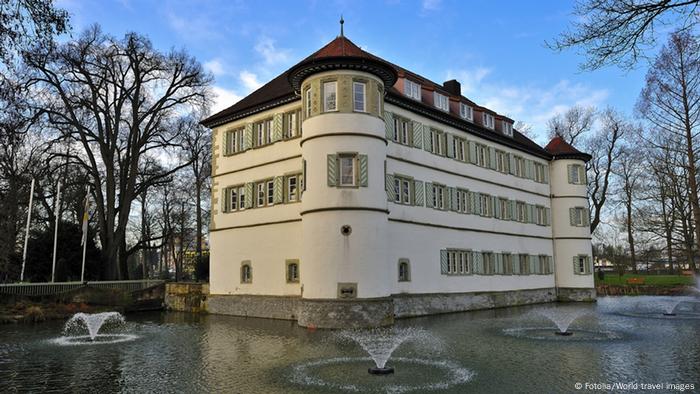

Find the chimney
[[443, 79, 461, 96]]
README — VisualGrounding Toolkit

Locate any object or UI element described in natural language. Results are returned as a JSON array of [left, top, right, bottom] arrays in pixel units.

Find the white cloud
[[204, 59, 226, 76], [254, 36, 291, 66], [422, 0, 442, 11], [446, 68, 609, 143], [240, 71, 263, 92], [211, 86, 243, 113]]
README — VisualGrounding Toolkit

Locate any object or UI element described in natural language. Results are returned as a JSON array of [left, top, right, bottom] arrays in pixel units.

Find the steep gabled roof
[[544, 136, 592, 162], [201, 34, 558, 160]]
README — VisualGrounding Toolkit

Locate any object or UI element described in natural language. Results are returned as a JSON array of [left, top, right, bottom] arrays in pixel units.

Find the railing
[[0, 280, 165, 296]]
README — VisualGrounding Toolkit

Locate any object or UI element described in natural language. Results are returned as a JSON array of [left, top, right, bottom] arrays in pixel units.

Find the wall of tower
[[549, 158, 595, 298]]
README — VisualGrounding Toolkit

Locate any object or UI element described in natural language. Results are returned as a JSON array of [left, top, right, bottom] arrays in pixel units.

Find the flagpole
[[51, 181, 62, 283], [80, 185, 90, 282], [20, 178, 35, 282]]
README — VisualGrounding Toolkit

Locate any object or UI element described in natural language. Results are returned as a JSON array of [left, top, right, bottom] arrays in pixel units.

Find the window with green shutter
[[413, 180, 424, 206], [573, 255, 592, 275], [412, 121, 423, 149], [384, 111, 394, 139]]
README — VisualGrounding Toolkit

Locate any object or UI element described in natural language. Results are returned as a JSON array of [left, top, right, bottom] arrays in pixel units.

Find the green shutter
[[585, 256, 592, 274], [386, 174, 395, 201], [567, 164, 575, 183], [573, 256, 579, 274], [222, 188, 229, 212], [301, 159, 306, 194], [327, 154, 338, 186], [473, 192, 481, 215], [488, 147, 496, 169], [468, 141, 477, 164], [545, 207, 551, 226], [425, 182, 434, 208], [359, 155, 368, 187], [423, 126, 432, 151], [529, 255, 537, 274], [384, 111, 394, 139], [446, 134, 455, 158], [495, 253, 503, 274], [569, 208, 576, 226], [543, 164, 549, 184], [272, 113, 283, 141], [412, 121, 423, 148], [512, 254, 521, 275], [440, 250, 448, 274], [273, 176, 284, 204], [549, 256, 554, 275], [583, 207, 590, 226], [244, 183, 254, 208], [244, 123, 253, 150], [413, 180, 424, 206], [505, 153, 511, 173], [579, 166, 586, 184], [509, 155, 517, 175], [472, 251, 483, 274], [493, 196, 500, 219], [510, 201, 517, 221]]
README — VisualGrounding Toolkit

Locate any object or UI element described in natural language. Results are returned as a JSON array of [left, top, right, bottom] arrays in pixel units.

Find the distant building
[[201, 32, 595, 328]]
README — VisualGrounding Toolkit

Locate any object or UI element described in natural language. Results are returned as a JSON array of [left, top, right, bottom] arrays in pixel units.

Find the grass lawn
[[595, 274, 696, 287]]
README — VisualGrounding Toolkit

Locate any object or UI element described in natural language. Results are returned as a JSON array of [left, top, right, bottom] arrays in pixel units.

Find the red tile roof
[[201, 34, 561, 160], [544, 136, 591, 161]]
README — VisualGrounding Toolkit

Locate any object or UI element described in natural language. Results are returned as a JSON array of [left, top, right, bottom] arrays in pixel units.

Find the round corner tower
[[546, 136, 596, 302], [287, 35, 398, 328]]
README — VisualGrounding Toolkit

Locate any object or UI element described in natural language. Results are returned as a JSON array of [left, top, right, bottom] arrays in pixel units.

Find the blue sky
[[55, 0, 652, 144]]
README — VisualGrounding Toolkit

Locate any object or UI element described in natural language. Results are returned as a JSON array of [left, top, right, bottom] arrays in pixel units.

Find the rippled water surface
[[1, 296, 699, 393]]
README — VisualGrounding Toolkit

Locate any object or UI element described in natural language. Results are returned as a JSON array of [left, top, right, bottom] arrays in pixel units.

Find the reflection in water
[[0, 298, 698, 393]]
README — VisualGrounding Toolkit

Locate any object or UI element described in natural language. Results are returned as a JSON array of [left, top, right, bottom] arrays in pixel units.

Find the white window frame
[[499, 198, 509, 219], [404, 79, 421, 101], [283, 109, 301, 139], [266, 180, 274, 206], [393, 176, 412, 205], [456, 188, 469, 213], [454, 137, 466, 162], [459, 103, 473, 121], [519, 254, 530, 274], [503, 253, 513, 275], [514, 156, 526, 177], [238, 186, 246, 211], [225, 128, 244, 155], [353, 81, 366, 112], [483, 113, 495, 129], [502, 122, 513, 137], [432, 184, 445, 210], [323, 81, 337, 112], [574, 207, 587, 226], [338, 154, 357, 187], [398, 259, 411, 282], [517, 201, 527, 222], [496, 150, 508, 173], [576, 255, 588, 274], [536, 205, 546, 225], [393, 116, 411, 145], [256, 182, 265, 207], [304, 88, 311, 118], [479, 194, 491, 216], [430, 129, 444, 155], [434, 92, 449, 112], [447, 249, 471, 275], [475, 143, 488, 167], [483, 252, 495, 274], [287, 175, 299, 203]]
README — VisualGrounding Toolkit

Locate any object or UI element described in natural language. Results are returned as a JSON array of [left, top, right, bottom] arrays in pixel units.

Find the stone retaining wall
[[165, 283, 209, 313]]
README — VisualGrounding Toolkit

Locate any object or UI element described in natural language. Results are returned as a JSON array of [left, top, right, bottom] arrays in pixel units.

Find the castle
[[201, 31, 595, 328]]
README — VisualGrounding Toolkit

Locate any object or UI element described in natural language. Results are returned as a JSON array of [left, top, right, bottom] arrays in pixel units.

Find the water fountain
[[52, 312, 137, 345], [337, 327, 429, 375], [536, 308, 587, 336]]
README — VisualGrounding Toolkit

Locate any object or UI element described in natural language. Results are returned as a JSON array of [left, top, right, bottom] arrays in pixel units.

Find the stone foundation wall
[[393, 287, 557, 318], [556, 287, 596, 302], [297, 298, 394, 328], [165, 283, 209, 313], [207, 294, 300, 321]]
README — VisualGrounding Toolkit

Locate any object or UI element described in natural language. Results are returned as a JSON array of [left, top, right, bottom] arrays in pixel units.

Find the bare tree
[[547, 105, 596, 145], [587, 108, 626, 233], [614, 143, 644, 273], [0, 0, 69, 65], [179, 117, 211, 280], [637, 31, 700, 271], [26, 26, 212, 279], [549, 0, 700, 69]]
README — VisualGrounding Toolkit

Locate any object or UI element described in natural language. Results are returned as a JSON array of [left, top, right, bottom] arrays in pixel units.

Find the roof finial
[[339, 15, 344, 37]]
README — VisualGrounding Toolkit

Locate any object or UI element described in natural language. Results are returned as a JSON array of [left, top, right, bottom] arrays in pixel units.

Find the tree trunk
[[195, 179, 202, 281]]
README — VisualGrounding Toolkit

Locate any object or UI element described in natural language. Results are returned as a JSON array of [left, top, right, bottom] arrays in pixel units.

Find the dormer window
[[434, 92, 449, 112], [459, 103, 473, 121], [502, 122, 513, 137], [483, 113, 495, 129], [404, 79, 421, 101]]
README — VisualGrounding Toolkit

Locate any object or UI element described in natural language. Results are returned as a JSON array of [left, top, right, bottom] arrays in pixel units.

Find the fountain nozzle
[[663, 312, 677, 316], [368, 366, 395, 375], [555, 331, 573, 336]]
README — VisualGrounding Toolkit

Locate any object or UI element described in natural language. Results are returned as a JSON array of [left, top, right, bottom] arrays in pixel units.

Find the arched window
[[286, 259, 300, 283], [241, 261, 252, 283], [398, 259, 410, 282]]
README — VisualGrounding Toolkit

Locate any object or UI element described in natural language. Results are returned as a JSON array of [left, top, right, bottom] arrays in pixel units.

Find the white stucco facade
[[205, 38, 595, 322]]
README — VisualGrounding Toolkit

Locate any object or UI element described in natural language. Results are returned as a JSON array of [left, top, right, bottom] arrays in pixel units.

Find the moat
[[1, 296, 698, 393]]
